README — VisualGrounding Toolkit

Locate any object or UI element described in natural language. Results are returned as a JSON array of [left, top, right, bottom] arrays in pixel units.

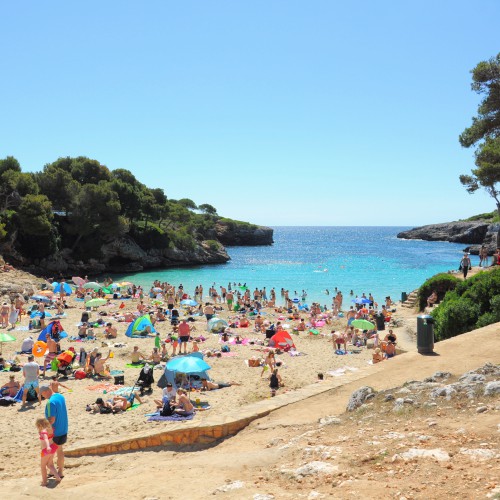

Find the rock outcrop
[[0, 268, 40, 300], [214, 223, 274, 246], [2, 220, 273, 276], [397, 221, 499, 254], [16, 238, 230, 276]]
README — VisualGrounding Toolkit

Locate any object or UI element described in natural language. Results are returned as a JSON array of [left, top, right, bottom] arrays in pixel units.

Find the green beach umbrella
[[0, 332, 16, 354], [350, 319, 375, 330], [85, 298, 107, 308], [83, 282, 101, 290]]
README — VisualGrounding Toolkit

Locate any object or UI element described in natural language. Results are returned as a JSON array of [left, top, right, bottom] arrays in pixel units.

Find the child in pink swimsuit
[[36, 418, 61, 486]]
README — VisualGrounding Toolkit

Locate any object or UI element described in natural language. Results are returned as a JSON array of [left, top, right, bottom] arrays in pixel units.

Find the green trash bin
[[417, 314, 434, 354], [401, 292, 408, 303]]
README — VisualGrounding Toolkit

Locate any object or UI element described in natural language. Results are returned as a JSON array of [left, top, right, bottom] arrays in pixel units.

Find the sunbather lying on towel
[[200, 379, 241, 391]]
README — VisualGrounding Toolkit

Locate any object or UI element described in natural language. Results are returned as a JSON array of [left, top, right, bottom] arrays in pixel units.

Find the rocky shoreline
[[3, 224, 274, 277], [397, 220, 499, 254]]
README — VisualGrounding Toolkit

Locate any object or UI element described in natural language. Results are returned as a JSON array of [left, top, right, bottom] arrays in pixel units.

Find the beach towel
[[229, 338, 250, 345], [125, 363, 145, 368], [86, 383, 122, 392], [220, 352, 238, 357], [126, 402, 141, 411], [147, 413, 194, 422]]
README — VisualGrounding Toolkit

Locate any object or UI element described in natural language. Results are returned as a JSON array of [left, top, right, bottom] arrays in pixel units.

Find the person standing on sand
[[21, 355, 42, 408], [40, 385, 68, 479], [460, 252, 472, 279], [226, 291, 234, 311], [44, 334, 58, 377]]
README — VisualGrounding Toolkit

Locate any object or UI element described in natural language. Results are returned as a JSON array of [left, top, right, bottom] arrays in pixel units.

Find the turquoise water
[[112, 227, 468, 306]]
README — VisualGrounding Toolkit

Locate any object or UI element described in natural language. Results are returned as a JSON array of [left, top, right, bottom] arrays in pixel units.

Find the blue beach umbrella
[[53, 282, 73, 295], [166, 356, 211, 374]]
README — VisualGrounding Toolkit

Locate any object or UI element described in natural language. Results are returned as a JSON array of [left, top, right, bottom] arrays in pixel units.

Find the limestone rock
[[347, 386, 376, 412]]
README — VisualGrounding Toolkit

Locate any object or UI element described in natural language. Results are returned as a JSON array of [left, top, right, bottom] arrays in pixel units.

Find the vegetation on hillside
[[0, 155, 253, 261], [419, 268, 500, 341]]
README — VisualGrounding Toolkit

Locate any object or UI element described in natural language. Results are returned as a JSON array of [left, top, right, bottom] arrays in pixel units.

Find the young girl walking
[[36, 418, 62, 486]]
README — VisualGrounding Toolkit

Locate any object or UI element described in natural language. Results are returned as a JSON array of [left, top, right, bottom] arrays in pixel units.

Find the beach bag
[[74, 370, 87, 380], [160, 400, 174, 416], [221, 345, 230, 353]]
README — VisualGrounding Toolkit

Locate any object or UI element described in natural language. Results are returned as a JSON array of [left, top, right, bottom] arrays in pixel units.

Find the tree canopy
[[459, 53, 500, 244], [0, 155, 253, 262]]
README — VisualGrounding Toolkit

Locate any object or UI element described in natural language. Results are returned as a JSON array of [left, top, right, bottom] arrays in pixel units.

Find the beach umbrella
[[85, 298, 107, 308], [110, 283, 118, 289], [118, 281, 132, 287], [38, 290, 54, 297], [350, 319, 375, 330], [0, 332, 16, 354], [83, 282, 101, 290], [151, 299, 164, 306], [72, 276, 85, 286], [50, 281, 59, 289], [101, 287, 113, 294], [180, 299, 197, 307], [166, 356, 211, 374], [53, 282, 73, 295]]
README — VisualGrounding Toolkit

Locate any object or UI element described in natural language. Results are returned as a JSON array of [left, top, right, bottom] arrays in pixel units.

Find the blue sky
[[1, 1, 499, 226]]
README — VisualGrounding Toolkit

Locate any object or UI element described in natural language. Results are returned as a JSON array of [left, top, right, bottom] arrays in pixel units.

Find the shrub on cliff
[[130, 222, 169, 250], [431, 268, 500, 340], [418, 273, 460, 310]]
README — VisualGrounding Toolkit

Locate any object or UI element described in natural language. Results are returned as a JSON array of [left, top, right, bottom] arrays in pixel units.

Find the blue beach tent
[[37, 320, 68, 341], [125, 315, 156, 338]]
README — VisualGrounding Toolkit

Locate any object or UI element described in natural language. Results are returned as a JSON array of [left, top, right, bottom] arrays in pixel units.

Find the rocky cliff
[[2, 220, 273, 276], [12, 238, 229, 276], [214, 223, 274, 246], [397, 221, 499, 254]]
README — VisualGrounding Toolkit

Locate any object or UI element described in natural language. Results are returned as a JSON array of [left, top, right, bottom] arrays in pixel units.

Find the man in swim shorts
[[21, 355, 42, 407], [178, 320, 191, 354]]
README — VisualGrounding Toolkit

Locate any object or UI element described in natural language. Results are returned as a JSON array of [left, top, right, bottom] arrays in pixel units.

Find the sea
[[112, 226, 468, 306]]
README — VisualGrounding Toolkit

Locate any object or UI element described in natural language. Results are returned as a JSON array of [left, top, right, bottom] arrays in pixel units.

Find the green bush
[[130, 222, 169, 250], [430, 267, 500, 340], [417, 273, 460, 310], [205, 239, 220, 251], [169, 229, 196, 252]]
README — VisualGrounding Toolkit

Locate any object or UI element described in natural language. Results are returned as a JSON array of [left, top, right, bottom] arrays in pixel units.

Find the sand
[[2, 272, 472, 499]]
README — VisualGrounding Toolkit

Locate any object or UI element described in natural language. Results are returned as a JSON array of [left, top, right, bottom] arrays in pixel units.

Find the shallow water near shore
[[113, 226, 469, 305]]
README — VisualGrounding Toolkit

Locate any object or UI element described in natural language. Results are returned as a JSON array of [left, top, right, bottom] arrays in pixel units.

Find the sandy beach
[[0, 276, 423, 479]]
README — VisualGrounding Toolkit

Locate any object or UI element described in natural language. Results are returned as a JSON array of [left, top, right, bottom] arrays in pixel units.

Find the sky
[[1, 1, 499, 226]]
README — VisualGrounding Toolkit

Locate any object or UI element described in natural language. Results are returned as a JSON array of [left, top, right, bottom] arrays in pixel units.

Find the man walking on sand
[[40, 385, 68, 479]]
